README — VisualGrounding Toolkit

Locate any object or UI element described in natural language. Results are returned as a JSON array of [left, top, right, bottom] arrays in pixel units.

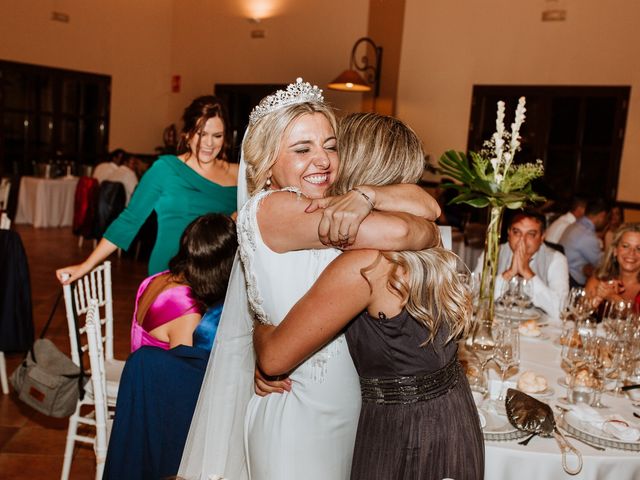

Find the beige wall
[[397, 0, 640, 202], [0, 0, 368, 153], [0, 0, 174, 153], [168, 0, 368, 124]]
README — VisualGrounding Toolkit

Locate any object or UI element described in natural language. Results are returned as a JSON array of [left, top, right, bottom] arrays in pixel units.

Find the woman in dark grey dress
[[253, 113, 484, 480]]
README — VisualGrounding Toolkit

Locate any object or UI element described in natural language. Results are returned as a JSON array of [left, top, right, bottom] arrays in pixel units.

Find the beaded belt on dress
[[359, 357, 460, 405]]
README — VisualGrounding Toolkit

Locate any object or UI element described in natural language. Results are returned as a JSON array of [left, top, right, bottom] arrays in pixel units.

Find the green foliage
[[438, 150, 544, 209]]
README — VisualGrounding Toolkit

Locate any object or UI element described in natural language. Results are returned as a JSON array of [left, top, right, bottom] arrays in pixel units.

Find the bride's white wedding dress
[[240, 189, 361, 480], [178, 186, 361, 480]]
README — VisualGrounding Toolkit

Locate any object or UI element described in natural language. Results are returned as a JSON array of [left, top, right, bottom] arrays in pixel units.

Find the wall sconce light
[[328, 37, 383, 97]]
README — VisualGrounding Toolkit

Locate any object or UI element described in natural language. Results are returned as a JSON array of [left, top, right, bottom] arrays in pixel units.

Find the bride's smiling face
[[269, 113, 338, 199]]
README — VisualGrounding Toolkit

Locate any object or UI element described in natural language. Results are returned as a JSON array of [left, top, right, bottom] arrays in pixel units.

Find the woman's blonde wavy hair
[[334, 112, 472, 344], [242, 102, 337, 195], [595, 222, 640, 282], [327, 112, 424, 196]]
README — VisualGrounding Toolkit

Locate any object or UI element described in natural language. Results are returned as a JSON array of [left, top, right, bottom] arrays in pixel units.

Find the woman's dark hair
[[177, 95, 231, 161], [169, 213, 237, 308]]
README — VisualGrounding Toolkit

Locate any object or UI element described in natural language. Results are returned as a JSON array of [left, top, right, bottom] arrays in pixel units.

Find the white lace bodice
[[236, 188, 343, 381], [237, 188, 341, 325]]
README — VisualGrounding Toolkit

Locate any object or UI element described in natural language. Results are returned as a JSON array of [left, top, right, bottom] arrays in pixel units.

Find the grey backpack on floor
[[10, 338, 84, 418], [10, 289, 85, 418]]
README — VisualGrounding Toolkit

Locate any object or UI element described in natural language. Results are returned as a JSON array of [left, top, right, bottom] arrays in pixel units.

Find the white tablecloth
[[484, 324, 640, 479], [15, 176, 79, 228]]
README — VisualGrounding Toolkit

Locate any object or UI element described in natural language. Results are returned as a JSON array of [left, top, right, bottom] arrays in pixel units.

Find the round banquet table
[[15, 176, 79, 228], [482, 321, 640, 480]]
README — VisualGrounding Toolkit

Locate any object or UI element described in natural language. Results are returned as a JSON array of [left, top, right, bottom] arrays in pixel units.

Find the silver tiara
[[248, 78, 324, 125]]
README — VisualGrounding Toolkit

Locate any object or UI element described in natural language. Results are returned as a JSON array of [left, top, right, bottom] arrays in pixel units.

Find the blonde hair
[[242, 102, 337, 195], [334, 112, 470, 344], [327, 112, 425, 196], [361, 248, 472, 345], [595, 222, 640, 281]]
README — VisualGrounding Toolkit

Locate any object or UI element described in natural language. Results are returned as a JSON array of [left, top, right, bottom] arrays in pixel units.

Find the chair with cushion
[[61, 299, 111, 480]]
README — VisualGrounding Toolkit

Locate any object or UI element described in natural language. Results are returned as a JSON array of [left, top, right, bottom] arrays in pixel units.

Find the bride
[[179, 79, 440, 480]]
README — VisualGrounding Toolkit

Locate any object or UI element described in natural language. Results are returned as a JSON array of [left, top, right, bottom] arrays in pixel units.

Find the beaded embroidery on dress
[[237, 187, 344, 382]]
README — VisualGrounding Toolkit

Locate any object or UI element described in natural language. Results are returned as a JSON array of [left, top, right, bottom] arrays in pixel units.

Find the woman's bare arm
[[56, 238, 119, 284], [259, 192, 439, 253], [254, 250, 379, 376]]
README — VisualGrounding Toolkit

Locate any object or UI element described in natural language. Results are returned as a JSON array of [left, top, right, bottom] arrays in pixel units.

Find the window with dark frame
[[468, 85, 630, 206], [0, 60, 111, 177]]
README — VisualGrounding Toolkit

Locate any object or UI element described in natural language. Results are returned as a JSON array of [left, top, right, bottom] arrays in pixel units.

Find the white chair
[[0, 178, 10, 212], [0, 200, 12, 392], [61, 262, 124, 479], [61, 299, 111, 480], [62, 261, 124, 396], [0, 352, 8, 394], [0, 212, 10, 230]]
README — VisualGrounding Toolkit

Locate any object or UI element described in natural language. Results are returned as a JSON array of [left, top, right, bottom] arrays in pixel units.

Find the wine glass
[[608, 340, 632, 397], [560, 327, 585, 373], [591, 336, 613, 408], [468, 272, 481, 314], [514, 276, 533, 319], [493, 324, 520, 402], [469, 319, 496, 377]]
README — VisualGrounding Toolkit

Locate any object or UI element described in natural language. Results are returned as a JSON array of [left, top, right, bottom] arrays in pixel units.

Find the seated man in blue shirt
[[559, 198, 610, 287]]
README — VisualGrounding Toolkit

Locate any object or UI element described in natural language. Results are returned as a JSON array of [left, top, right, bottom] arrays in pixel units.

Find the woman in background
[[104, 213, 237, 480], [131, 213, 237, 352], [57, 96, 237, 283], [586, 223, 640, 310]]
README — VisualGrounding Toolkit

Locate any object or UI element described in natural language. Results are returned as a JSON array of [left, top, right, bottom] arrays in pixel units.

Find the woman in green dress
[[57, 96, 238, 283]]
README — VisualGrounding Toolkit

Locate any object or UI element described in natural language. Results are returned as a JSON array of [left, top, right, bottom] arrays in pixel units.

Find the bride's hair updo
[[242, 102, 337, 195], [334, 112, 472, 344]]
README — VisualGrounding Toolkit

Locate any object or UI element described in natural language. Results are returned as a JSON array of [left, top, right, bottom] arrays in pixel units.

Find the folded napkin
[[569, 404, 640, 442]]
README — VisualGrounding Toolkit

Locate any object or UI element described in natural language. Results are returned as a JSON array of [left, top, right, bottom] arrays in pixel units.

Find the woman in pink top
[[130, 213, 237, 352]]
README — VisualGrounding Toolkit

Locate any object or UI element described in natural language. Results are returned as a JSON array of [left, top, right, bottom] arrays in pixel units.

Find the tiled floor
[[1, 225, 148, 479]]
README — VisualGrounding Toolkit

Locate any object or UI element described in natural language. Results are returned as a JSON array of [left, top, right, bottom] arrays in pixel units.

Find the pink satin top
[[130, 271, 202, 352]]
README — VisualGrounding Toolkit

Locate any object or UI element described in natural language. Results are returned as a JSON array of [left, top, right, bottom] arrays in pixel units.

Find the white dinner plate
[[526, 386, 555, 398], [479, 407, 528, 441], [563, 411, 640, 451]]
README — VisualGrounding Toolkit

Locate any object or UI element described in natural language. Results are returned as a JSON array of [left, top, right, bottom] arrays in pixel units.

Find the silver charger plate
[[561, 412, 640, 451], [479, 407, 528, 441]]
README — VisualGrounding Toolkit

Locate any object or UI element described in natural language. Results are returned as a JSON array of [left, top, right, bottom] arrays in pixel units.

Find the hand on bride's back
[[254, 366, 292, 397], [306, 190, 373, 248]]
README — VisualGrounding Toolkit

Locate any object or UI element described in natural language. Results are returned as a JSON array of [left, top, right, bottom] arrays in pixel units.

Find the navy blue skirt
[[103, 345, 209, 480]]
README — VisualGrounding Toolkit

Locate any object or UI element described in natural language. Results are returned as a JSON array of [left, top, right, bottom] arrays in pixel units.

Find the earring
[[265, 176, 272, 188]]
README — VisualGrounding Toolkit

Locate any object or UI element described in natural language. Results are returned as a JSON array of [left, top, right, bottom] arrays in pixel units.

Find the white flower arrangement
[[439, 96, 544, 210]]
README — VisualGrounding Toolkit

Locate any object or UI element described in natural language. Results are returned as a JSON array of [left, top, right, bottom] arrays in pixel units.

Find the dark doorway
[[468, 85, 630, 205], [0, 60, 111, 176], [214, 83, 286, 162]]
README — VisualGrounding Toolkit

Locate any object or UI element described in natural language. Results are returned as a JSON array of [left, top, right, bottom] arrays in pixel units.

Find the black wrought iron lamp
[[327, 37, 383, 97]]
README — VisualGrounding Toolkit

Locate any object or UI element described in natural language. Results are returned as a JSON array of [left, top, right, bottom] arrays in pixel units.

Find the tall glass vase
[[477, 205, 505, 325]]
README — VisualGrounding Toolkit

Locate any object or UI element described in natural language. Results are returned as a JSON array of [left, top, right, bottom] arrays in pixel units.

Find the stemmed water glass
[[493, 324, 520, 402], [608, 340, 632, 397], [514, 277, 533, 319], [591, 336, 614, 408]]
